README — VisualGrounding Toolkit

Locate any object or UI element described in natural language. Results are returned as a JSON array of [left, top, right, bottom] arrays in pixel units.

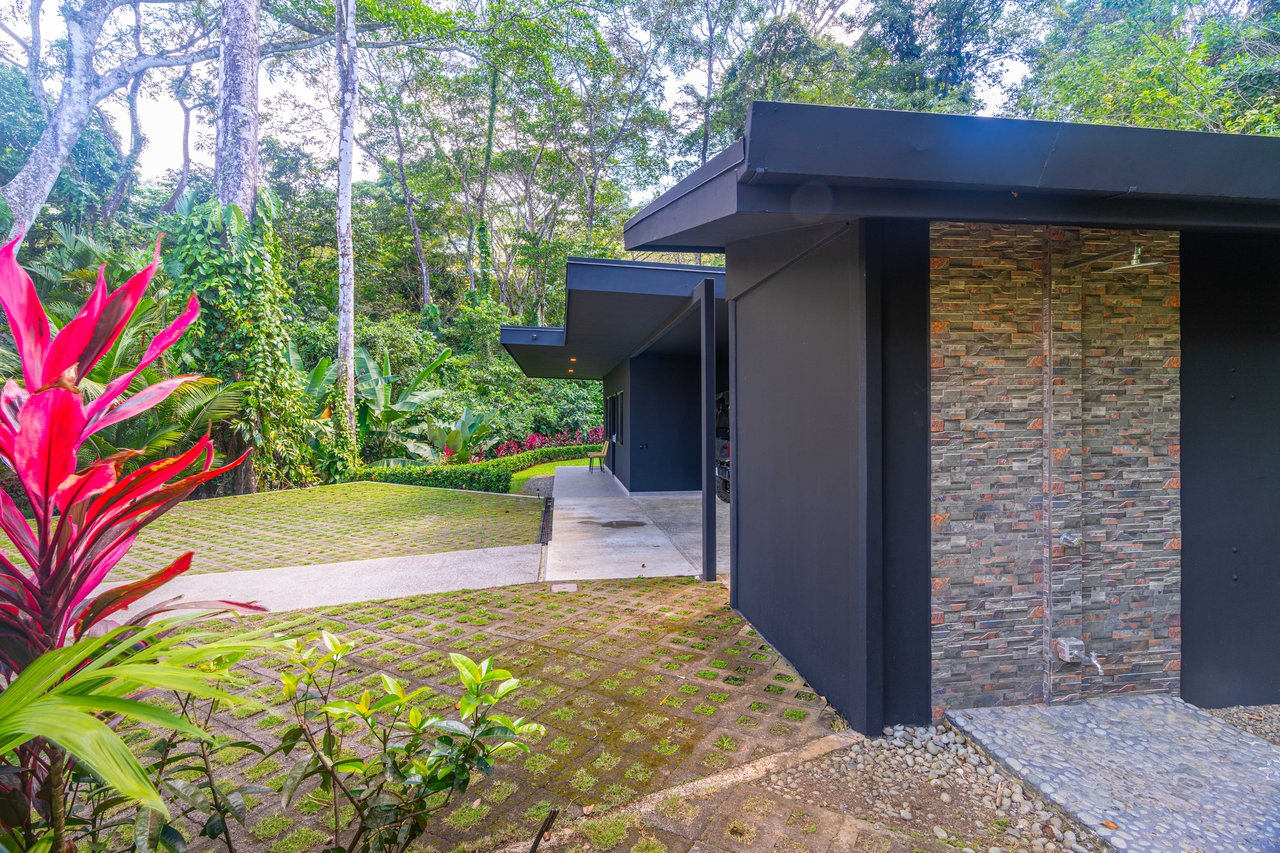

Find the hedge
[[359, 445, 601, 493]]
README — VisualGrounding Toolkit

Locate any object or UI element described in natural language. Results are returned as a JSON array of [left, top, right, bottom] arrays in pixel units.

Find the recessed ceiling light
[[570, 357, 577, 362], [567, 368, 574, 373]]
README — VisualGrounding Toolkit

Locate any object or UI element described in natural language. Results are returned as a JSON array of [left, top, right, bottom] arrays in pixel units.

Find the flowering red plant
[[0, 235, 258, 676]]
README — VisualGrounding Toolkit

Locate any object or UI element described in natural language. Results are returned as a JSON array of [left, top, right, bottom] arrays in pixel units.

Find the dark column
[[699, 278, 717, 582]]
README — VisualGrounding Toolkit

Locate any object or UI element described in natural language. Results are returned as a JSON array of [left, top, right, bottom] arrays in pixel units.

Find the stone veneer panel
[[929, 222, 1181, 716]]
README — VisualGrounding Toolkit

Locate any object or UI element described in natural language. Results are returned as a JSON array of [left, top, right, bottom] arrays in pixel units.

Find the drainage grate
[[538, 496, 554, 544]]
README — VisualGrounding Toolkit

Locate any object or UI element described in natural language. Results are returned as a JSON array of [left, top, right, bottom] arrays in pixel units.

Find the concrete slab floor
[[632, 492, 731, 577], [948, 694, 1280, 853], [545, 467, 731, 582]]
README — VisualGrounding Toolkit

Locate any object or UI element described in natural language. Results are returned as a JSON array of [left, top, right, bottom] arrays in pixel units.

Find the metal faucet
[[1084, 652, 1104, 676]]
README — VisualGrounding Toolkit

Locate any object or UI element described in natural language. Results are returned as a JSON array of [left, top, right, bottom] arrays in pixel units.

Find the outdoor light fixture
[[570, 357, 577, 362], [568, 368, 574, 373]]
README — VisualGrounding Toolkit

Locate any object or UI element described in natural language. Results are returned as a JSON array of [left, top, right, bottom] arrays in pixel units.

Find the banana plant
[[417, 408, 497, 463], [353, 344, 450, 463]]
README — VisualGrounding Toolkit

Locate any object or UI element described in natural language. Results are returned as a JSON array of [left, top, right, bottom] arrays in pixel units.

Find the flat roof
[[624, 102, 1280, 252], [500, 257, 725, 380]]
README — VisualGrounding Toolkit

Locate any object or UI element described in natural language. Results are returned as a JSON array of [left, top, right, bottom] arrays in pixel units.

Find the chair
[[587, 441, 611, 473]]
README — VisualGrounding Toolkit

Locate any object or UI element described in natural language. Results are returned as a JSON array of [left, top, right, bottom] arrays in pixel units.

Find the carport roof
[[623, 102, 1280, 252], [500, 257, 725, 380]]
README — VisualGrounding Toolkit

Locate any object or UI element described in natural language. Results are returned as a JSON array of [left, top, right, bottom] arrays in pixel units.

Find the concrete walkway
[[545, 467, 699, 580], [949, 694, 1280, 853], [117, 544, 542, 612]]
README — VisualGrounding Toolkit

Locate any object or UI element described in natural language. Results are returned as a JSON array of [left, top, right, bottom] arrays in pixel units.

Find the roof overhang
[[624, 102, 1280, 252], [500, 257, 725, 380]]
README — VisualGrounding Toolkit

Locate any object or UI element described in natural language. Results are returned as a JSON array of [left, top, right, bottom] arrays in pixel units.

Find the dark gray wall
[[1182, 232, 1280, 707], [602, 354, 704, 493], [603, 360, 631, 489], [866, 219, 932, 725], [630, 355, 702, 492], [728, 223, 872, 728], [726, 220, 932, 734]]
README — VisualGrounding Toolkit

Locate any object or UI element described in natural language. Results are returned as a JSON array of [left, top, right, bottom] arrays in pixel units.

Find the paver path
[[112, 482, 543, 581], [949, 694, 1280, 852], [199, 577, 836, 852]]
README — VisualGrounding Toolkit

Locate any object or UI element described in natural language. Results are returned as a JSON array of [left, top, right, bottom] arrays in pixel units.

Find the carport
[[501, 257, 728, 580]]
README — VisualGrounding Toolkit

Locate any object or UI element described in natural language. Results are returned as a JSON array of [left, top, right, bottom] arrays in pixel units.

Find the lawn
[[509, 456, 589, 493], [201, 578, 836, 852], [110, 482, 544, 582]]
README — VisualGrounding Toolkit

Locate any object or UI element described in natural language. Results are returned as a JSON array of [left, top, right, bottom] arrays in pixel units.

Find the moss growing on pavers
[[110, 482, 542, 581], [192, 577, 828, 852]]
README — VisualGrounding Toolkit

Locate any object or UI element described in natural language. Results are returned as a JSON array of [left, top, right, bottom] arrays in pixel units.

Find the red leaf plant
[[0, 234, 262, 678]]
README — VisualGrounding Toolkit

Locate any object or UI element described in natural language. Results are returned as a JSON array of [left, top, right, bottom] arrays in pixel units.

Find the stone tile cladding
[[929, 222, 1181, 718]]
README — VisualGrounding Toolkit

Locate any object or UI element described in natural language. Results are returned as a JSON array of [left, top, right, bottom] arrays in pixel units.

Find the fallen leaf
[[582, 804, 594, 816], [472, 798, 482, 809], [1101, 820, 1119, 830]]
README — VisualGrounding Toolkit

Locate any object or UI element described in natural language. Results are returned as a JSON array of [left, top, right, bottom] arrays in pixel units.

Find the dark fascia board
[[623, 102, 1280, 251], [500, 258, 726, 380]]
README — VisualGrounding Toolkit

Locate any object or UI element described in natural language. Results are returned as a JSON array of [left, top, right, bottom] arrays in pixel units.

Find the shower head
[[1105, 245, 1163, 273]]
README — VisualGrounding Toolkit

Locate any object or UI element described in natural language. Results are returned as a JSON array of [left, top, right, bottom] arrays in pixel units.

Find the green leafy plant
[[353, 344, 450, 464], [272, 633, 544, 853], [0, 621, 273, 852], [361, 444, 600, 492], [420, 408, 496, 464]]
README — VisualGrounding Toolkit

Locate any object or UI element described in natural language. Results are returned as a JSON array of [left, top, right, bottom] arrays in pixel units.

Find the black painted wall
[[603, 360, 631, 488], [726, 220, 931, 734], [1182, 232, 1280, 707], [603, 354, 703, 493], [866, 219, 932, 726], [630, 355, 702, 492]]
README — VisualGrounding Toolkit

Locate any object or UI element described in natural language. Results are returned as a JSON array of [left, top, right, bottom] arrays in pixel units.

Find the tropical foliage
[[273, 634, 543, 853]]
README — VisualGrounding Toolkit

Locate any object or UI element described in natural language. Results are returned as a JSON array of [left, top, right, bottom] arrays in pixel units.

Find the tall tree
[[335, 0, 359, 429], [215, 0, 260, 213], [0, 0, 335, 239], [1011, 0, 1279, 133]]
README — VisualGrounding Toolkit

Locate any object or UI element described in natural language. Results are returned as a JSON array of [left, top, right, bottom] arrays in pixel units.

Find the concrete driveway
[[545, 466, 730, 582]]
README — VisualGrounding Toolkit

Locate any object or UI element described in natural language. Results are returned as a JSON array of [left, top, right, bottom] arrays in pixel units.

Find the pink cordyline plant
[[0, 234, 258, 677]]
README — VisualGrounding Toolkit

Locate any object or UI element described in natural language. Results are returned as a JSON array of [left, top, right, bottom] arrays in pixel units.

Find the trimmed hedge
[[360, 445, 601, 493]]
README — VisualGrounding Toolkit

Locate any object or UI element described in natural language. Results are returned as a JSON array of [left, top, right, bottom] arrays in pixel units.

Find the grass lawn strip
[[111, 482, 543, 582], [509, 457, 589, 493]]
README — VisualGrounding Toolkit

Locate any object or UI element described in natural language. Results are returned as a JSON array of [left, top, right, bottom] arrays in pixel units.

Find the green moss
[[578, 815, 633, 850], [782, 708, 809, 721], [569, 768, 597, 792], [655, 795, 697, 823], [445, 802, 491, 831], [250, 815, 294, 841], [269, 827, 327, 853]]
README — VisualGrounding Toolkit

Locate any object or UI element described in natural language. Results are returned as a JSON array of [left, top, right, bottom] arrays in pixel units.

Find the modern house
[[501, 256, 727, 492], [508, 102, 1280, 735]]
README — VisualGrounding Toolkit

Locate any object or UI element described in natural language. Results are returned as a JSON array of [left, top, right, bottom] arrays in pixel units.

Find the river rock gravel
[[1210, 704, 1280, 746], [757, 723, 1103, 853]]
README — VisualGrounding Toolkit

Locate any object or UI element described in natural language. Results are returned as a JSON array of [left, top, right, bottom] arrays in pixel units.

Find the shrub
[[360, 444, 601, 493], [476, 426, 605, 461]]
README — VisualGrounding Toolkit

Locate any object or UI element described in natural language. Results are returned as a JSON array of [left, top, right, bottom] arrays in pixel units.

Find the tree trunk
[[0, 5, 101, 240], [102, 75, 145, 223], [390, 112, 431, 309], [161, 91, 194, 213], [476, 63, 499, 298], [335, 0, 358, 431], [215, 0, 261, 214]]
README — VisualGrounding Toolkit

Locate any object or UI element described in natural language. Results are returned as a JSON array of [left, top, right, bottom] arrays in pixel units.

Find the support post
[[699, 278, 717, 582]]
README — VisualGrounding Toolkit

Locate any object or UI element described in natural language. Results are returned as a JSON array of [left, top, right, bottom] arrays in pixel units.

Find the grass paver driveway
[[111, 482, 543, 582], [205, 578, 839, 853]]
